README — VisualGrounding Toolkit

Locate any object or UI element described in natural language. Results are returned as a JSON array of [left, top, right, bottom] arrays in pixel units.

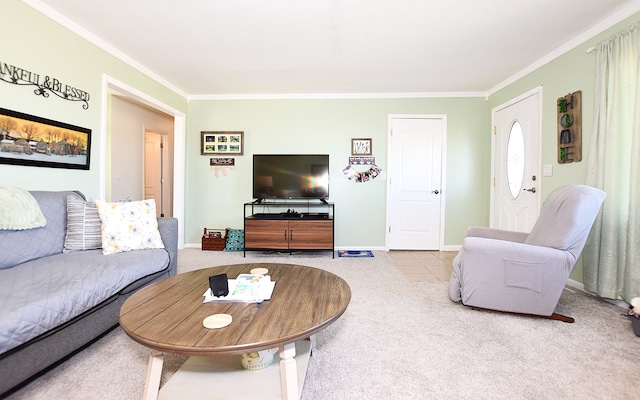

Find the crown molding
[[487, 1, 640, 96], [22, 0, 640, 101], [21, 0, 189, 99], [187, 91, 487, 101]]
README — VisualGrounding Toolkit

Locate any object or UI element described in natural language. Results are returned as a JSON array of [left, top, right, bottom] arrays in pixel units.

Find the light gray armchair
[[448, 185, 606, 323]]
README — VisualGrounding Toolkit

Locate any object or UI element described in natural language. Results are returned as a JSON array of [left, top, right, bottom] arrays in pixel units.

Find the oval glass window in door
[[507, 121, 525, 198]]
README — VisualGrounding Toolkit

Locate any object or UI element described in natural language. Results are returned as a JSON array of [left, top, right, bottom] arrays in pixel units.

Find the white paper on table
[[203, 274, 276, 303]]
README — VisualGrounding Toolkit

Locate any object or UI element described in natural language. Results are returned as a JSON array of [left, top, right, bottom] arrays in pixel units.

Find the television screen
[[253, 154, 329, 200]]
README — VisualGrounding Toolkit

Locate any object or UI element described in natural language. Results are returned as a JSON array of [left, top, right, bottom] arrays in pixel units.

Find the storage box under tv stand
[[244, 200, 334, 258]]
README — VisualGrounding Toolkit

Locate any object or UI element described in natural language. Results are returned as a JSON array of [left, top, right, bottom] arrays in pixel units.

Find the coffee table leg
[[309, 335, 316, 355], [279, 342, 298, 400], [143, 350, 164, 400]]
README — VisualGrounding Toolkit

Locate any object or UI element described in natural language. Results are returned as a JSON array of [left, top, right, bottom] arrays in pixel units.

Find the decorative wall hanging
[[0, 107, 91, 170], [557, 91, 582, 163], [343, 164, 382, 182], [349, 156, 375, 165], [209, 157, 235, 177], [0, 60, 90, 110], [201, 131, 244, 155], [351, 138, 372, 155], [210, 157, 235, 166]]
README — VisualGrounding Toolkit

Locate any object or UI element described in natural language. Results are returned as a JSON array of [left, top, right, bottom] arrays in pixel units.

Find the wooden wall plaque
[[557, 91, 582, 163]]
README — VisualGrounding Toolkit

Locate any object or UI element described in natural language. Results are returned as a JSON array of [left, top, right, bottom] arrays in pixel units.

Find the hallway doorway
[[109, 94, 174, 215], [102, 76, 186, 247]]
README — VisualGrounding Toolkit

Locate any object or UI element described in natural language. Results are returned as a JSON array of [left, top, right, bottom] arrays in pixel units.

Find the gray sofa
[[0, 190, 178, 397]]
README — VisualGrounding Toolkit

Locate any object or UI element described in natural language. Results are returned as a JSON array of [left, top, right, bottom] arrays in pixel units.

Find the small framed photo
[[204, 229, 225, 239], [201, 131, 244, 155], [351, 138, 372, 155]]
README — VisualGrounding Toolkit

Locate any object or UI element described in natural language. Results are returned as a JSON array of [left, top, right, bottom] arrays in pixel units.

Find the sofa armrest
[[466, 226, 529, 243], [157, 217, 178, 276]]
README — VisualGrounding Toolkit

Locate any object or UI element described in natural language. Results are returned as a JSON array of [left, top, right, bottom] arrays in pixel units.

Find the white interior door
[[144, 131, 172, 217], [387, 116, 445, 250], [491, 88, 541, 232]]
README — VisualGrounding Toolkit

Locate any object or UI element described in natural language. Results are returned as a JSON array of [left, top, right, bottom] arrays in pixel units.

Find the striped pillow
[[63, 195, 102, 252]]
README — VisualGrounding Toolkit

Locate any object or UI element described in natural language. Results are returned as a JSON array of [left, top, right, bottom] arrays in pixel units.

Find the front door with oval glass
[[491, 89, 541, 232]]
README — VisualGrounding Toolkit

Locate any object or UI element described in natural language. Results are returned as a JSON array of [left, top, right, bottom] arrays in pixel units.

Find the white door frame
[[385, 114, 447, 251], [490, 86, 542, 230], [101, 74, 186, 248]]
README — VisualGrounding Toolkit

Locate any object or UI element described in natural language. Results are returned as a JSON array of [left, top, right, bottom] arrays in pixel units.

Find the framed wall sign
[[201, 131, 244, 155], [0, 107, 91, 170], [351, 138, 372, 155]]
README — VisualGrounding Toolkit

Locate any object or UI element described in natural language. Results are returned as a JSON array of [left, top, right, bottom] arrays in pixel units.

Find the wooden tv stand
[[244, 200, 334, 258]]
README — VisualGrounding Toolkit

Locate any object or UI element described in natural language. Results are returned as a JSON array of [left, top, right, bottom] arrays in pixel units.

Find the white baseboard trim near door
[[565, 279, 586, 292], [566, 279, 628, 309], [185, 244, 462, 252], [334, 246, 387, 251]]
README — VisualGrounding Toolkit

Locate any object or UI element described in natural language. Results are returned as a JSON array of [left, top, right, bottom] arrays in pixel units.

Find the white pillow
[[0, 187, 46, 230], [95, 199, 164, 255]]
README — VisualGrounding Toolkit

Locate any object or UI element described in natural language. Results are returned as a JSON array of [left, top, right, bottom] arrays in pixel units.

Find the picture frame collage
[[201, 131, 244, 155]]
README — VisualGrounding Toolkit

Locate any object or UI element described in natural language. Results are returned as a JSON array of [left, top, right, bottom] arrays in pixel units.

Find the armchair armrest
[[461, 236, 571, 267], [449, 236, 573, 316], [157, 217, 178, 277], [466, 226, 529, 243]]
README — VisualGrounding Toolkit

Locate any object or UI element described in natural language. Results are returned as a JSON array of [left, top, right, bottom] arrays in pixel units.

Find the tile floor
[[388, 250, 457, 283]]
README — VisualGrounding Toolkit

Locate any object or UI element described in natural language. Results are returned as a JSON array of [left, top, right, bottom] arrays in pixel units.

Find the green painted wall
[[4, 0, 637, 267], [1, 1, 187, 200], [488, 12, 640, 282], [185, 98, 490, 246]]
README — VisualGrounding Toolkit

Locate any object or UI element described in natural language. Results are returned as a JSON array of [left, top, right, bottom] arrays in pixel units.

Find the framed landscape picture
[[0, 107, 91, 170], [201, 131, 244, 155]]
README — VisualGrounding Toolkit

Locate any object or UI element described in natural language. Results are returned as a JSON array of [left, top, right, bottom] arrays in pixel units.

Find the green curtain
[[584, 22, 640, 302]]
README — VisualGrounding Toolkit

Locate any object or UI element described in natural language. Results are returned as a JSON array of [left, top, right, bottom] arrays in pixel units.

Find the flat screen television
[[253, 154, 329, 201]]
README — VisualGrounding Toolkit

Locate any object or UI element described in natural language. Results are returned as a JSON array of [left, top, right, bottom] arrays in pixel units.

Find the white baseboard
[[184, 243, 462, 251], [334, 246, 387, 251], [565, 279, 586, 292], [566, 279, 628, 309]]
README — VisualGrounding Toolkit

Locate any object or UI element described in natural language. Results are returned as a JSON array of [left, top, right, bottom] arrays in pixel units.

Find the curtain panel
[[584, 22, 640, 301]]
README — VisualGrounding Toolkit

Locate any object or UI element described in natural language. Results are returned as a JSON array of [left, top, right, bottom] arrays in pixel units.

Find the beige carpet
[[6, 249, 640, 400]]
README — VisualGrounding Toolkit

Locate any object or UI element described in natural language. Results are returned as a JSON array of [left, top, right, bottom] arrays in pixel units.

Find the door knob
[[523, 187, 536, 193], [432, 190, 439, 194]]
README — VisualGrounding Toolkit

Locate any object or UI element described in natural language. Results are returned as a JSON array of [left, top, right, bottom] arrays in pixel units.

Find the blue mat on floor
[[337, 250, 374, 258]]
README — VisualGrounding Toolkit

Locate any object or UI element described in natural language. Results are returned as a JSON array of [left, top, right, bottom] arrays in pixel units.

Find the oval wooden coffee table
[[120, 263, 351, 400]]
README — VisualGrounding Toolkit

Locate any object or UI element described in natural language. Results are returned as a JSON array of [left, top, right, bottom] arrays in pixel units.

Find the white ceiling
[[25, 0, 640, 98]]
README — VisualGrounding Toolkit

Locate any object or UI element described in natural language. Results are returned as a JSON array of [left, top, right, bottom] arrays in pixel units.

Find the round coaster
[[203, 314, 232, 329], [250, 267, 268, 275]]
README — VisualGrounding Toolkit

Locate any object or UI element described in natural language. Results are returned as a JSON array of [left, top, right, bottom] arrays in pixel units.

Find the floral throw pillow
[[95, 199, 164, 255]]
